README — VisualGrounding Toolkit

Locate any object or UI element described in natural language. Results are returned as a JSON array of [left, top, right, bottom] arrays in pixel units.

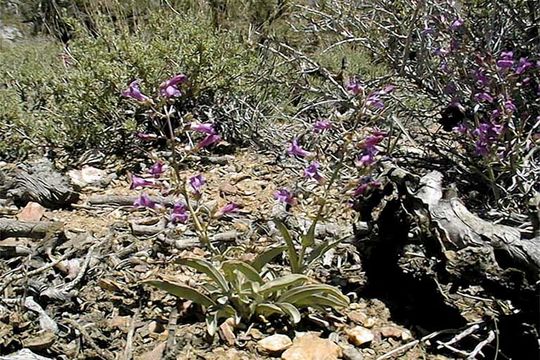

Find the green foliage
[[0, 39, 63, 159], [0, 6, 263, 158], [143, 254, 349, 335]]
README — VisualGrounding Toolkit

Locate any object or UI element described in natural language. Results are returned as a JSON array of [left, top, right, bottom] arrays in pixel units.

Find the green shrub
[[0, 7, 266, 158]]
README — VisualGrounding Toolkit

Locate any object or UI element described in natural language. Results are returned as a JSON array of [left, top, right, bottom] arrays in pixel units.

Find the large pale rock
[[282, 333, 342, 360], [345, 326, 374, 347], [258, 334, 292, 353], [68, 166, 113, 188]]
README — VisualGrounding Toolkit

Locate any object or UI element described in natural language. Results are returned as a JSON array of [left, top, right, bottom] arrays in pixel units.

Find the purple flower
[[149, 161, 165, 178], [452, 123, 468, 134], [130, 175, 154, 189], [355, 151, 376, 167], [377, 85, 396, 95], [353, 177, 381, 198], [304, 161, 323, 182], [122, 80, 151, 103], [504, 99, 517, 113], [159, 74, 187, 98], [134, 193, 155, 209], [472, 121, 504, 157], [189, 174, 205, 194], [363, 132, 385, 148], [136, 132, 158, 141], [274, 188, 295, 205], [516, 57, 533, 74], [171, 202, 189, 224], [313, 120, 332, 133], [449, 18, 464, 30], [346, 79, 365, 95], [497, 51, 514, 69], [196, 134, 221, 149], [366, 94, 384, 109], [474, 69, 490, 87], [474, 92, 494, 103], [190, 122, 216, 135], [217, 203, 239, 216], [287, 139, 313, 158], [474, 140, 489, 156]]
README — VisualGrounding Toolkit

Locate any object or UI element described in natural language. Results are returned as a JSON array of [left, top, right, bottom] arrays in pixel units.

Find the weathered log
[[415, 171, 540, 277], [88, 195, 176, 207], [0, 219, 64, 240], [354, 163, 539, 357], [0, 160, 79, 208]]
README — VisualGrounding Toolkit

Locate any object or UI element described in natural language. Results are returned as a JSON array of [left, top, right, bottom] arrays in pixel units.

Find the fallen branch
[[0, 219, 64, 240]]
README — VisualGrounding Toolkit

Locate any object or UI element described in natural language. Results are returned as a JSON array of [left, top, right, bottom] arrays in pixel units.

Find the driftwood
[[0, 219, 64, 240], [0, 160, 79, 208], [415, 171, 540, 276], [355, 164, 540, 358]]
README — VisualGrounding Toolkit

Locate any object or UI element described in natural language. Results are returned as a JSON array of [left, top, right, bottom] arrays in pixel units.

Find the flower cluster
[[355, 130, 386, 167]]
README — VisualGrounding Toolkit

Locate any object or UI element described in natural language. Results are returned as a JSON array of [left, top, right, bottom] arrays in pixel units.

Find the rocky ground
[[0, 150, 462, 360]]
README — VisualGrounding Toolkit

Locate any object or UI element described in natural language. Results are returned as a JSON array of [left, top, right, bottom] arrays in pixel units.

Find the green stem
[[164, 106, 214, 253]]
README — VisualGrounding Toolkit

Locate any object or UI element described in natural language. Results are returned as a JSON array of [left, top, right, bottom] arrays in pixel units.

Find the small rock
[[345, 326, 374, 347], [379, 326, 403, 339], [22, 331, 56, 351], [362, 317, 377, 328], [219, 318, 236, 346], [341, 345, 364, 360], [282, 333, 342, 360], [138, 341, 166, 360], [68, 166, 113, 188], [347, 310, 368, 325], [148, 321, 165, 334], [247, 328, 263, 340], [108, 316, 130, 332], [17, 202, 45, 221], [401, 330, 413, 341], [0, 349, 53, 360], [258, 334, 292, 353]]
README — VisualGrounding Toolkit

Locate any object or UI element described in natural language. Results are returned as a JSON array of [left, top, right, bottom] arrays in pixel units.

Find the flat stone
[[379, 326, 403, 339], [17, 202, 45, 221], [282, 333, 342, 360], [22, 331, 56, 351], [258, 334, 292, 353], [345, 326, 374, 347], [68, 166, 113, 188]]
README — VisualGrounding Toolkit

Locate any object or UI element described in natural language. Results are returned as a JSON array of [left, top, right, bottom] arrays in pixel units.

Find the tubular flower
[[171, 202, 189, 224], [130, 175, 154, 189], [159, 74, 187, 98], [497, 51, 514, 69], [149, 161, 166, 178], [189, 174, 205, 194], [304, 161, 323, 182], [133, 193, 155, 209], [216, 203, 240, 217], [190, 122, 216, 135], [287, 139, 313, 158], [196, 134, 221, 149], [122, 80, 151, 103], [346, 79, 365, 95], [313, 120, 332, 133], [274, 188, 295, 205]]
